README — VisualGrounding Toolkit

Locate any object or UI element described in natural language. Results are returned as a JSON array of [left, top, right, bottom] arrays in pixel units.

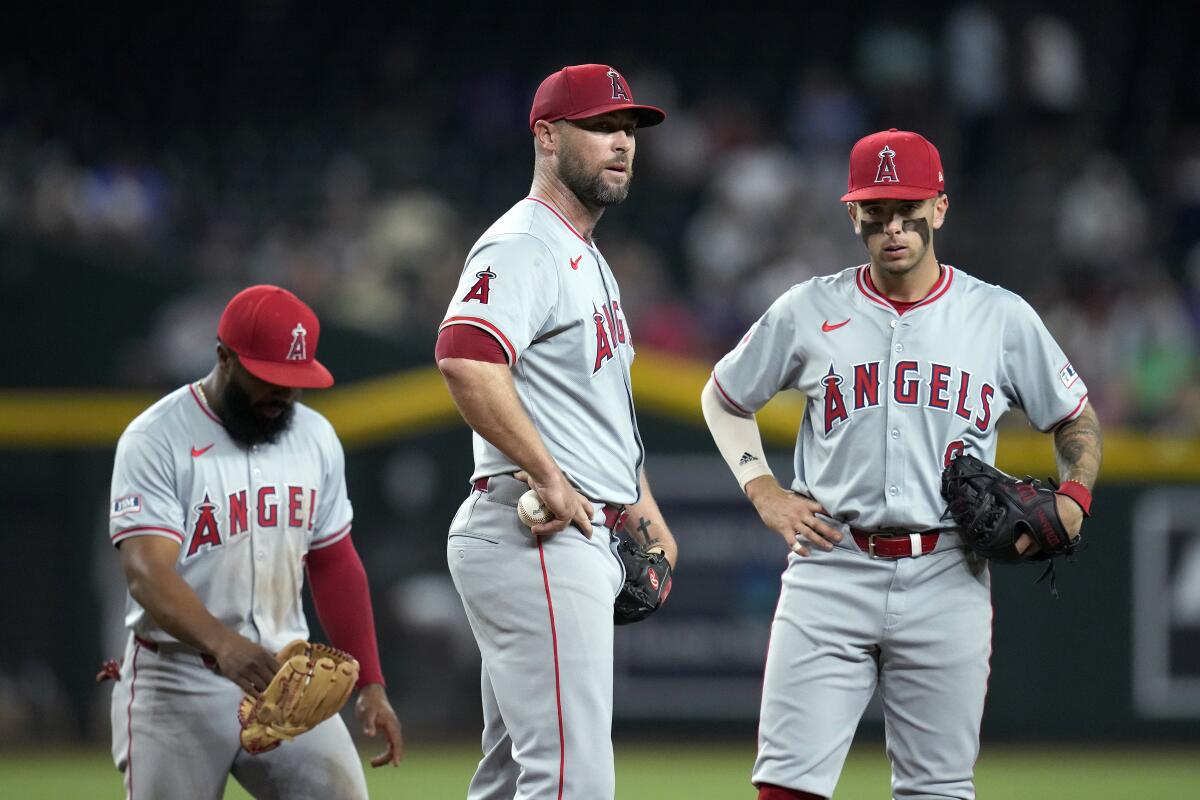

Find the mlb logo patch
[[1059, 363, 1079, 389], [111, 494, 142, 518]]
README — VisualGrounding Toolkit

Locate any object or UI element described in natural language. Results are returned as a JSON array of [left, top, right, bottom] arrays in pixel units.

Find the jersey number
[[943, 439, 965, 467]]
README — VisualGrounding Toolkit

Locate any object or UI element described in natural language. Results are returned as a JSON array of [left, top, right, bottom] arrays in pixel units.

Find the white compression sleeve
[[700, 376, 774, 491]]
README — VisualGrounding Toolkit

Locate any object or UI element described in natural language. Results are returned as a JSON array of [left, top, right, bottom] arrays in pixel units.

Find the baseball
[[517, 489, 551, 527]]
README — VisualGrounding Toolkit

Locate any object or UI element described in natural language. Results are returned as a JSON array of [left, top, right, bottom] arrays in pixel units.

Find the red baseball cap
[[841, 128, 945, 202], [217, 285, 334, 389], [529, 64, 666, 132]]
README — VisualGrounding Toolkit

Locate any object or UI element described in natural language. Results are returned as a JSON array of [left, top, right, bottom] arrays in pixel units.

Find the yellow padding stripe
[[0, 350, 1192, 481]]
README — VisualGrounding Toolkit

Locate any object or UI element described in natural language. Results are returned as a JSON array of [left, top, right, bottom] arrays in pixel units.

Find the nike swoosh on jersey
[[821, 318, 851, 332], [569, 255, 582, 270], [191, 443, 215, 457]]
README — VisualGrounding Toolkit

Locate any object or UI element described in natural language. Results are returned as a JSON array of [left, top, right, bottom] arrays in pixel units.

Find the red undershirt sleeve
[[435, 324, 510, 364], [305, 535, 386, 688]]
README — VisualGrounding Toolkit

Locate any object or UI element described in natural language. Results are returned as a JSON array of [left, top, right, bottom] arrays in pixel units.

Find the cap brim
[[562, 103, 667, 128], [841, 186, 940, 202], [239, 355, 335, 389]]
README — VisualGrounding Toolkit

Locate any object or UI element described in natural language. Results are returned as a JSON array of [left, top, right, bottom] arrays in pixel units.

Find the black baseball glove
[[940, 454, 1080, 564], [613, 533, 673, 625]]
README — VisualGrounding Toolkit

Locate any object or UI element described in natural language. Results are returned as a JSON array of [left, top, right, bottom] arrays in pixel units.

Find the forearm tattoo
[[1054, 405, 1102, 488], [633, 516, 660, 549]]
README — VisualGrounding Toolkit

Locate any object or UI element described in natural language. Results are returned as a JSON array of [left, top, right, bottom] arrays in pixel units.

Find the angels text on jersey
[[183, 484, 319, 560]]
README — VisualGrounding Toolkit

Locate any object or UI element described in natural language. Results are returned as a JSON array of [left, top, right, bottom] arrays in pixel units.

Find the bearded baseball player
[[105, 285, 402, 800], [435, 64, 679, 799], [701, 129, 1103, 800]]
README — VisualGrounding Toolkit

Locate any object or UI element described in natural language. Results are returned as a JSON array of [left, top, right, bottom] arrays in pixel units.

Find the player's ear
[[846, 202, 860, 233], [216, 342, 234, 376], [532, 120, 558, 154], [932, 193, 949, 230]]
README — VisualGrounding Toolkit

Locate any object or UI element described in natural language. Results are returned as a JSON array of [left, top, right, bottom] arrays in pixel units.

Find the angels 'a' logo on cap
[[607, 68, 629, 101], [875, 145, 900, 184], [287, 323, 308, 362]]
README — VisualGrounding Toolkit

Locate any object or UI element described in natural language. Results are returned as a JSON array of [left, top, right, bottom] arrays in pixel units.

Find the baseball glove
[[613, 534, 673, 625], [940, 454, 1080, 564], [238, 640, 360, 755]]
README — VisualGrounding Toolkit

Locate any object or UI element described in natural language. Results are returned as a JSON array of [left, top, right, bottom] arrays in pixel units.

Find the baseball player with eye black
[[103, 285, 402, 800], [436, 64, 677, 799], [701, 129, 1103, 800]]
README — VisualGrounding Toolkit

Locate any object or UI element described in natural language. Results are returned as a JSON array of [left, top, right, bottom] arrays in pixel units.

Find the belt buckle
[[866, 531, 917, 559], [867, 533, 881, 558]]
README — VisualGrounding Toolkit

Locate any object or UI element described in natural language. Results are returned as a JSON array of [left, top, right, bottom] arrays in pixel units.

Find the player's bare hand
[[651, 541, 678, 570], [515, 470, 594, 539], [745, 476, 843, 556], [1017, 493, 1084, 556], [213, 635, 280, 696], [356, 683, 404, 767]]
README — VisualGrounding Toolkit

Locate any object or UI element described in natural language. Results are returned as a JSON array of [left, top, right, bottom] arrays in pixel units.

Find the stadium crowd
[[2, 3, 1198, 430]]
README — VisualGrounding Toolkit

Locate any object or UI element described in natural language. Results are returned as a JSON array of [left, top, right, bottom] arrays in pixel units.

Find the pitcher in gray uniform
[[435, 64, 679, 800], [700, 129, 1102, 800]]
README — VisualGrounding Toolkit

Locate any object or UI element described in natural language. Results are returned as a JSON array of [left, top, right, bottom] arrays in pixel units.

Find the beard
[[557, 145, 631, 207], [218, 377, 295, 447]]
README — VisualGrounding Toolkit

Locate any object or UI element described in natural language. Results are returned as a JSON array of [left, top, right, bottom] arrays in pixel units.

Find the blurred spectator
[[1122, 272, 1199, 430], [785, 64, 868, 157], [944, 3, 1007, 119], [1023, 15, 1086, 114], [1055, 152, 1149, 277], [942, 2, 1007, 175]]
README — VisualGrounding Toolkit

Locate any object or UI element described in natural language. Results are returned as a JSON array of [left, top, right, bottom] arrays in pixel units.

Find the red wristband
[[1056, 480, 1092, 516]]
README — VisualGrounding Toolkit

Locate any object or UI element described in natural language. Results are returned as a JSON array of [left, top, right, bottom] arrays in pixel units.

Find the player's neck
[[197, 371, 224, 418], [528, 175, 602, 243], [868, 253, 942, 302]]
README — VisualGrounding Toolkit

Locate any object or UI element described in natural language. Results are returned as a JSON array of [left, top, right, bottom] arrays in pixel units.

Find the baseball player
[[700, 129, 1103, 800], [435, 64, 679, 799], [104, 285, 403, 800]]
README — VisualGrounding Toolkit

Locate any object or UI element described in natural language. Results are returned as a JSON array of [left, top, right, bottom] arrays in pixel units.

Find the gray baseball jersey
[[109, 383, 353, 650], [712, 263, 1087, 798], [440, 196, 643, 505], [106, 383, 365, 800], [713, 264, 1088, 528]]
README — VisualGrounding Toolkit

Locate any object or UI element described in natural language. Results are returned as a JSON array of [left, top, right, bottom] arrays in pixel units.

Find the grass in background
[[1, 742, 1197, 798]]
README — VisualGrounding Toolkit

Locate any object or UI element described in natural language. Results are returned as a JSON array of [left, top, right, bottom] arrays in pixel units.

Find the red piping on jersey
[[712, 372, 752, 415], [188, 383, 223, 426], [537, 538, 566, 800], [526, 197, 590, 245], [440, 316, 517, 365], [1049, 393, 1089, 431], [909, 265, 953, 310], [112, 526, 185, 545], [310, 522, 353, 550], [855, 264, 954, 314], [126, 639, 141, 799]]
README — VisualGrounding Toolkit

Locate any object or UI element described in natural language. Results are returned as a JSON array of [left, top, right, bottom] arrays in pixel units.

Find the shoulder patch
[[1059, 363, 1079, 389], [111, 494, 143, 518], [461, 266, 497, 304]]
